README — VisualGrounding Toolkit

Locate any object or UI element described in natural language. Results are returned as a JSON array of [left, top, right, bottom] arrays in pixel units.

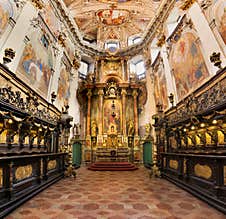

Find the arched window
[[128, 35, 142, 46], [130, 58, 146, 79], [104, 41, 120, 52]]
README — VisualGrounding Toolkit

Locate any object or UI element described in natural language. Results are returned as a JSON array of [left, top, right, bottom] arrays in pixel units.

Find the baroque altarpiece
[[77, 57, 147, 162]]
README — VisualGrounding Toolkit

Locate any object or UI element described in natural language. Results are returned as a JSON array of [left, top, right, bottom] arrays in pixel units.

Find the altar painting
[[103, 99, 121, 133], [169, 32, 209, 101], [0, 0, 13, 37], [17, 31, 53, 99], [102, 60, 122, 77], [57, 62, 70, 108]]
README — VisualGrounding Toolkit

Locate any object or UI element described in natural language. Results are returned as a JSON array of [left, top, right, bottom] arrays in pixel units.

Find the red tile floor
[[6, 167, 225, 219]]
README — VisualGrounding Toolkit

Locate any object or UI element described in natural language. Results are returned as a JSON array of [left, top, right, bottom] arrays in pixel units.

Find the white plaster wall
[[139, 68, 156, 136]]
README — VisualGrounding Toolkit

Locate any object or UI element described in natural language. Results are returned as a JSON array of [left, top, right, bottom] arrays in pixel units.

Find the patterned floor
[[6, 166, 225, 219]]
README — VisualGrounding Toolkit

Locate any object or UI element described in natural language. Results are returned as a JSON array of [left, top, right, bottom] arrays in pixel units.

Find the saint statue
[[144, 123, 153, 140], [91, 121, 97, 137], [128, 120, 134, 136]]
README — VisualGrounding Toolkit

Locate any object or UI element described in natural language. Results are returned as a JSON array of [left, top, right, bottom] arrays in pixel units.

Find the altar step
[[88, 162, 138, 171]]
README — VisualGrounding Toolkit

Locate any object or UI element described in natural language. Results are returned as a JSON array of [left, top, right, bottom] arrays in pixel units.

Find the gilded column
[[98, 88, 104, 135], [86, 89, 92, 136], [121, 88, 127, 135], [133, 89, 139, 136]]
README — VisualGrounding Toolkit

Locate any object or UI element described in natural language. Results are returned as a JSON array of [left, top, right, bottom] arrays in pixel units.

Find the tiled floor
[[6, 166, 225, 219]]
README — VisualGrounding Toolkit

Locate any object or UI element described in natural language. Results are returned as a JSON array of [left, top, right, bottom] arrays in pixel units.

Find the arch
[[101, 74, 123, 84]]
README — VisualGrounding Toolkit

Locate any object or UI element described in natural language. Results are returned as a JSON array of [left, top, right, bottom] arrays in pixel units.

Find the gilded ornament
[[15, 165, 33, 181], [31, 0, 43, 9], [180, 0, 195, 11], [169, 160, 178, 170], [194, 164, 212, 179], [48, 160, 57, 170]]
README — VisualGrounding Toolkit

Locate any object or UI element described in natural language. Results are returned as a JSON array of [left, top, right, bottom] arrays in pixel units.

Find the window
[[78, 61, 88, 75], [135, 60, 145, 76], [105, 41, 119, 52], [128, 36, 141, 46], [130, 60, 146, 78], [41, 34, 49, 49]]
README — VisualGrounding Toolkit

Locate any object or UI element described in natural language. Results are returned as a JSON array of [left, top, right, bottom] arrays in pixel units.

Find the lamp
[[51, 92, 57, 104], [168, 93, 174, 107]]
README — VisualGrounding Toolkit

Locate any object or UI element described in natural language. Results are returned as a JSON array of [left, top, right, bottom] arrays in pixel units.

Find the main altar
[[77, 56, 147, 163]]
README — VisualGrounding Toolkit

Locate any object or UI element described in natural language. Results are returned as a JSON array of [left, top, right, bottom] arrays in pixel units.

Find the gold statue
[[128, 120, 134, 136], [91, 121, 97, 137]]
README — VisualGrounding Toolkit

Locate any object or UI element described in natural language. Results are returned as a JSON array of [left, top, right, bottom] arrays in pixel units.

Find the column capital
[[121, 88, 127, 96], [87, 89, 92, 97], [98, 88, 104, 96], [132, 89, 138, 98]]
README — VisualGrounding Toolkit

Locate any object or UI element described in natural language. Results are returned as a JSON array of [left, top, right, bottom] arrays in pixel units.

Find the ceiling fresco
[[63, 0, 162, 48]]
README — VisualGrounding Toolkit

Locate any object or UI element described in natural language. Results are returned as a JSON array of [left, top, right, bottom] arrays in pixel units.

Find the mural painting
[[103, 99, 121, 134], [41, 0, 60, 36], [97, 9, 129, 26], [0, 0, 13, 37], [214, 0, 226, 44], [57, 61, 70, 108], [17, 31, 53, 98], [169, 32, 209, 100], [154, 65, 168, 110]]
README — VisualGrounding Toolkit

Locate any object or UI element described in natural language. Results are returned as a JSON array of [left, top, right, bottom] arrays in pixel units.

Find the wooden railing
[[0, 152, 66, 217], [161, 152, 226, 214]]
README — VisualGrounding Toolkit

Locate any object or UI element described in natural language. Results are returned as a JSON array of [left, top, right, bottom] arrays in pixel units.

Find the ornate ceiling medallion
[[96, 9, 130, 26]]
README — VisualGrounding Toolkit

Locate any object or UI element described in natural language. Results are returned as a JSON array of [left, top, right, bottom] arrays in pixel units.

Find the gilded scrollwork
[[48, 160, 57, 170], [15, 165, 33, 181], [169, 160, 178, 170], [194, 163, 212, 179]]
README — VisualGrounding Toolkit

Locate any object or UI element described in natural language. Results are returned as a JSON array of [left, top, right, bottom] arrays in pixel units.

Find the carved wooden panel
[[169, 160, 178, 170]]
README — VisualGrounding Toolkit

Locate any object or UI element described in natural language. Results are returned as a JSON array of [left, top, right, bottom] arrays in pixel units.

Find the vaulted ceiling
[[63, 0, 162, 48]]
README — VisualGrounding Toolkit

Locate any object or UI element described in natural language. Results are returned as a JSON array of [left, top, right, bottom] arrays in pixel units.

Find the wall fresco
[[57, 61, 70, 108], [169, 32, 209, 101], [153, 64, 168, 110], [0, 0, 13, 37], [41, 0, 60, 36], [17, 31, 53, 98]]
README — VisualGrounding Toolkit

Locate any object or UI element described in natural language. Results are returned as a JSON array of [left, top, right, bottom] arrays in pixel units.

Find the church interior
[[0, 0, 225, 218]]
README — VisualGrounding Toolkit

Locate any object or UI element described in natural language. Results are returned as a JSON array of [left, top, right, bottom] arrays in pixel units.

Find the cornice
[[53, 0, 176, 58]]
